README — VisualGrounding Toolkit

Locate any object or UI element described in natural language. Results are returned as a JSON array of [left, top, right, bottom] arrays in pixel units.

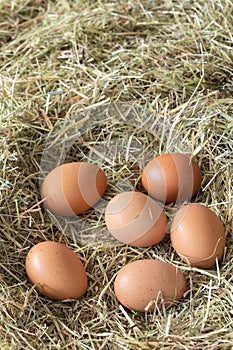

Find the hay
[[0, 0, 232, 349]]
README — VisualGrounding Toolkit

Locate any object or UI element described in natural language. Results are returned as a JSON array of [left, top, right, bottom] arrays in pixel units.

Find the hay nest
[[0, 1, 232, 349]]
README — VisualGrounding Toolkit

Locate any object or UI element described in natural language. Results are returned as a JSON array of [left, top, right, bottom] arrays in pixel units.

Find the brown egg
[[170, 204, 226, 268], [41, 162, 106, 216], [105, 191, 167, 247], [25, 241, 88, 300], [114, 259, 187, 312], [141, 153, 201, 204]]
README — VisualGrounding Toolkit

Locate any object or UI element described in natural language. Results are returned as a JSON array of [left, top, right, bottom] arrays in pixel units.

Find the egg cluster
[[25, 153, 226, 313]]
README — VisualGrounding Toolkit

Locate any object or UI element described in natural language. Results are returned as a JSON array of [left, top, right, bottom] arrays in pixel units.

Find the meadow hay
[[0, 0, 232, 349]]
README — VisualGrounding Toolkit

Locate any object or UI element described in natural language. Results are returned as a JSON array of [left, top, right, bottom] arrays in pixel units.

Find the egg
[[25, 241, 88, 300], [114, 259, 187, 312], [170, 203, 226, 268], [141, 153, 201, 203], [40, 162, 106, 216], [105, 191, 167, 247]]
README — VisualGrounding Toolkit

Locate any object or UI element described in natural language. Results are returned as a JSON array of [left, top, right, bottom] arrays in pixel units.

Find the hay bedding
[[0, 0, 232, 349]]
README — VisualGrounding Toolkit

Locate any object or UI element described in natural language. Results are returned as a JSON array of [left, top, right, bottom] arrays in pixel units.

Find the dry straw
[[0, 0, 232, 349]]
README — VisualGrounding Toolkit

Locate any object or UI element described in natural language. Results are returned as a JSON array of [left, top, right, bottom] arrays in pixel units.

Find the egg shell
[[170, 203, 226, 268], [114, 259, 187, 312], [40, 162, 106, 216], [141, 153, 201, 203], [25, 241, 88, 300], [105, 191, 167, 247]]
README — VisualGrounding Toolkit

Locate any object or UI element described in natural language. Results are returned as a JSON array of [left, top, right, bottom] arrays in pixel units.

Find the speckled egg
[[25, 241, 88, 300], [114, 259, 187, 312]]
